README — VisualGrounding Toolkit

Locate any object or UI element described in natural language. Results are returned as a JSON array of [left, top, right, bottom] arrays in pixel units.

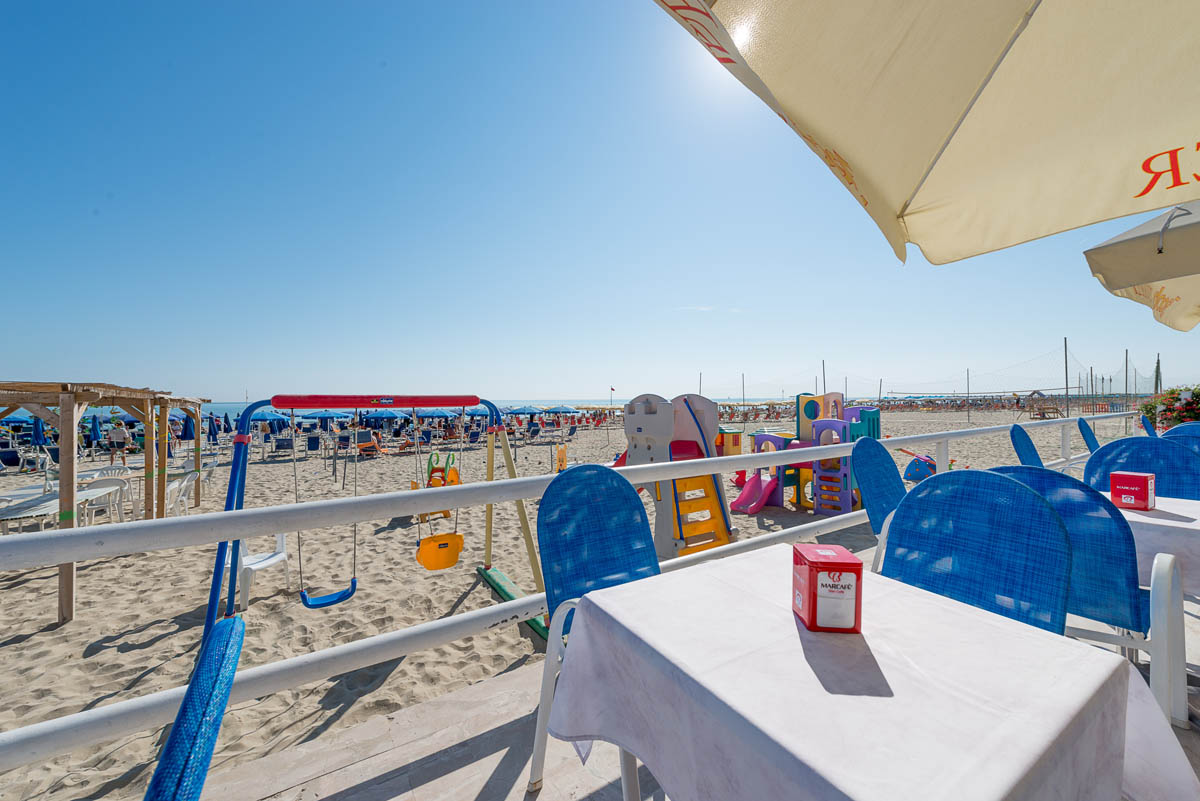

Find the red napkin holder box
[[792, 544, 862, 633], [1110, 471, 1155, 510]]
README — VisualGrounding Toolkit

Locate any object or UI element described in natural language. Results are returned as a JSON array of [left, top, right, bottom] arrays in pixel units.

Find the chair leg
[[240, 567, 252, 612], [619, 748, 641, 801], [1149, 553, 1189, 728], [527, 599, 576, 793]]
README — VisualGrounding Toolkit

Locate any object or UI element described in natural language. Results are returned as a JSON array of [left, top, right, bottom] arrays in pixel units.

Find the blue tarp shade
[[543, 405, 579, 414], [169, 409, 187, 421], [118, 412, 141, 425], [1, 414, 33, 425], [31, 417, 47, 446], [181, 415, 196, 441], [506, 406, 542, 416], [417, 409, 457, 418]]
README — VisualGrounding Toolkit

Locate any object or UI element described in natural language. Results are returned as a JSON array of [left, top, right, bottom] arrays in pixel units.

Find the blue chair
[[1077, 418, 1101, 453], [1161, 424, 1200, 456], [1084, 438, 1200, 501], [851, 438, 905, 552], [990, 464, 1187, 724], [528, 464, 659, 795], [1008, 424, 1043, 467], [1141, 414, 1158, 436], [0, 449, 21, 474], [144, 616, 245, 801], [466, 430, 481, 445], [882, 470, 1071, 634]]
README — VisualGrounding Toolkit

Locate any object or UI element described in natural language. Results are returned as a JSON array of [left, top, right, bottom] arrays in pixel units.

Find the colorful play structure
[[730, 392, 882, 518], [617, 393, 734, 559]]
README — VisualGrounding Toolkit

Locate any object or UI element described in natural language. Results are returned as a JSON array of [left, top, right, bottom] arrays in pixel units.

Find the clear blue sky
[[3, 3, 1193, 402]]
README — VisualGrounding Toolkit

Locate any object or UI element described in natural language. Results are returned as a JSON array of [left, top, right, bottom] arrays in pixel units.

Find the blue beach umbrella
[[222, 413, 232, 433], [207, 414, 219, 444], [181, 415, 195, 441], [366, 409, 409, 421], [417, 408, 456, 419], [31, 417, 47, 446], [543, 405, 579, 414], [118, 413, 141, 425], [465, 407, 493, 417], [505, 406, 542, 416], [89, 415, 102, 444], [1, 413, 33, 426]]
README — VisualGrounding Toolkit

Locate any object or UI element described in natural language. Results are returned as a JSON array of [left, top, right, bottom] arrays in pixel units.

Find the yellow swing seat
[[416, 533, 464, 570]]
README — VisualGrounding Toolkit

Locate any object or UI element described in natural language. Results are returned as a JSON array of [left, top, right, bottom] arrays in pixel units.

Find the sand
[[0, 410, 1137, 800]]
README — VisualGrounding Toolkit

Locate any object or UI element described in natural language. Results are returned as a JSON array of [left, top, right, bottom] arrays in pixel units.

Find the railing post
[[935, 439, 949, 474], [1060, 423, 1071, 462]]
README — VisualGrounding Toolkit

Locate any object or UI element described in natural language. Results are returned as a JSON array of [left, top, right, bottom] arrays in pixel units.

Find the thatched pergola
[[0, 381, 211, 623]]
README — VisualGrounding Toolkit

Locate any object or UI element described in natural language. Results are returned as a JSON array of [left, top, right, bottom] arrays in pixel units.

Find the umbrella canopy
[[245, 410, 288, 423], [365, 409, 410, 420], [465, 407, 494, 417], [222, 413, 232, 433], [1085, 202, 1200, 331], [304, 409, 353, 419], [117, 413, 140, 425], [1, 414, 33, 426], [31, 417, 47, 446], [505, 406, 542, 416], [654, 2, 1200, 264], [543, 405, 579, 414], [180, 415, 196, 441], [417, 408, 457, 419]]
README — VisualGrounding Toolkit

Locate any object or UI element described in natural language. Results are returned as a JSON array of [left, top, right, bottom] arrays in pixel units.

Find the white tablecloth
[[1109, 494, 1200, 598], [547, 544, 1200, 801]]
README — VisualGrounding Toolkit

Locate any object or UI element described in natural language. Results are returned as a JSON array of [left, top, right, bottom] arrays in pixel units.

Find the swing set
[[203, 393, 547, 642]]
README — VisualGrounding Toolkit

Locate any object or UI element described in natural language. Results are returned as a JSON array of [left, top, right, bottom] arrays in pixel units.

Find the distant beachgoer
[[107, 420, 130, 466]]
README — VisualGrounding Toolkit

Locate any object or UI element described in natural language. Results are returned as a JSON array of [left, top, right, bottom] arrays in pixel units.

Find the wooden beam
[[143, 399, 155, 521], [21, 404, 61, 429], [156, 404, 169, 518], [0, 404, 18, 422], [57, 392, 78, 625]]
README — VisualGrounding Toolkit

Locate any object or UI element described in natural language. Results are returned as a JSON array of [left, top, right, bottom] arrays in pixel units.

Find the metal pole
[[1125, 349, 1130, 431], [966, 368, 970, 423], [742, 373, 746, 433], [1063, 337, 1069, 417], [822, 360, 827, 395], [877, 379, 882, 406], [698, 372, 702, 395]]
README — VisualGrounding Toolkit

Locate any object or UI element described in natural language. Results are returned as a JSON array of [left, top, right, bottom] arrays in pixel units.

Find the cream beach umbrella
[[1085, 202, 1200, 330], [652, 1, 1200, 264]]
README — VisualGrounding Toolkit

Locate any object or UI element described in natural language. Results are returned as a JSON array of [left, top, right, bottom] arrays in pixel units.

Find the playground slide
[[731, 474, 777, 514]]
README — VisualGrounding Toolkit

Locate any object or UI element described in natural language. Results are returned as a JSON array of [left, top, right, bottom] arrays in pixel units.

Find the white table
[[547, 544, 1200, 801], [0, 486, 123, 533], [1109, 494, 1200, 598]]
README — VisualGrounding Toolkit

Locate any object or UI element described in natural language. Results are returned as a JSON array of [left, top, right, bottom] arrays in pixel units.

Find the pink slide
[[731, 474, 778, 514]]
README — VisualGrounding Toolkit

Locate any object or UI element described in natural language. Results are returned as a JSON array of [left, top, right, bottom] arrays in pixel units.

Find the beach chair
[[1008, 424, 1043, 467], [466, 430, 481, 446], [1161, 424, 1200, 456], [1141, 414, 1158, 436], [85, 477, 131, 523], [526, 425, 541, 443], [881, 470, 1071, 634], [991, 465, 1187, 725], [850, 438, 907, 571], [565, 424, 577, 440], [1084, 438, 1200, 501], [270, 437, 294, 458], [238, 533, 289, 611], [0, 449, 21, 475], [165, 473, 198, 517], [527, 464, 660, 796], [418, 429, 432, 446], [1077, 418, 1101, 452]]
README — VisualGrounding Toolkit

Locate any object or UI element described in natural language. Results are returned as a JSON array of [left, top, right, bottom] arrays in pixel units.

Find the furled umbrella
[[653, 2, 1200, 264], [89, 414, 102, 447], [222, 413, 232, 434], [180, 415, 195, 441], [31, 417, 47, 447], [207, 414, 219, 445], [1085, 202, 1200, 331]]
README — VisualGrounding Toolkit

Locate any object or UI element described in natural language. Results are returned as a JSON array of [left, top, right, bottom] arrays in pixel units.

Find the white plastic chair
[[169, 472, 198, 517], [237, 534, 289, 611], [85, 478, 130, 524]]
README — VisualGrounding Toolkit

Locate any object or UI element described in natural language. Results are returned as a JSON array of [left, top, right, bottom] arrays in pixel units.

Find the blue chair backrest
[[1008, 425, 1042, 467], [1161, 425, 1200, 456], [46, 446, 60, 465], [1141, 415, 1157, 437], [420, 430, 432, 444], [1166, 421, 1200, 434], [0, 449, 20, 468], [990, 465, 1145, 633], [851, 438, 906, 535], [306, 435, 321, 451], [536, 464, 659, 634], [567, 425, 577, 436], [883, 470, 1071, 634], [1084, 437, 1200, 501], [467, 430, 480, 444], [275, 437, 293, 450], [1077, 418, 1101, 453]]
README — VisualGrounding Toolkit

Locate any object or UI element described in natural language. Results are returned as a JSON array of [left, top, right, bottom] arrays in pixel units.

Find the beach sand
[[0, 410, 1137, 800]]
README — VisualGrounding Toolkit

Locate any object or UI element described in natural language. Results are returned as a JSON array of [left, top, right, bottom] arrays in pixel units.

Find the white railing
[[0, 411, 1135, 771]]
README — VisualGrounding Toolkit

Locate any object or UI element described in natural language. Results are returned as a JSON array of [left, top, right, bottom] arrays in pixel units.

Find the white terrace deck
[[201, 657, 1200, 801]]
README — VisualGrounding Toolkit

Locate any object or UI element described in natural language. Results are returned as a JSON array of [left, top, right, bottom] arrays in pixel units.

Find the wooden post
[[57, 392, 78, 624], [156, 403, 169, 517], [188, 405, 202, 508], [142, 399, 155, 520]]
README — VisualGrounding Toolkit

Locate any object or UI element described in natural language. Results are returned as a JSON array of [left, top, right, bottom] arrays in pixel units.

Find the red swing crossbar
[[270, 394, 481, 409]]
